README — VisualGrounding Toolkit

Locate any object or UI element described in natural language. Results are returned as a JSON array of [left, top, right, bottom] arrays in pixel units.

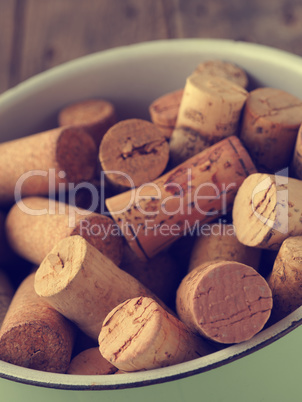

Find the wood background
[[0, 0, 302, 95]]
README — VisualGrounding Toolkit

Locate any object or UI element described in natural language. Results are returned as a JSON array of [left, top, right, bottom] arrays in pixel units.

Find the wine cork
[[34, 236, 168, 340], [0, 273, 75, 372], [0, 269, 14, 327], [149, 89, 184, 138], [98, 296, 214, 372], [0, 126, 97, 206], [188, 223, 262, 272], [169, 74, 248, 166], [267, 236, 302, 322], [232, 173, 302, 250], [99, 119, 169, 191], [192, 60, 249, 89], [6, 196, 123, 266], [291, 124, 302, 179], [58, 99, 117, 147], [120, 245, 183, 309], [106, 136, 257, 260], [176, 261, 273, 344], [67, 347, 117, 375], [240, 87, 302, 173]]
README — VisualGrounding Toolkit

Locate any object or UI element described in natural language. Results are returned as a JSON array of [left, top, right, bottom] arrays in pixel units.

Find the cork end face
[[188, 74, 248, 101], [58, 99, 116, 127], [193, 60, 249, 89], [245, 87, 302, 126], [34, 235, 88, 297], [149, 89, 184, 127], [233, 173, 278, 249], [56, 127, 97, 183], [0, 322, 72, 373], [99, 297, 162, 372], [99, 119, 169, 188], [192, 261, 273, 344]]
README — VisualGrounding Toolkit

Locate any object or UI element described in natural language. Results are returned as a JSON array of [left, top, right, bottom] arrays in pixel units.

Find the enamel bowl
[[0, 39, 302, 402]]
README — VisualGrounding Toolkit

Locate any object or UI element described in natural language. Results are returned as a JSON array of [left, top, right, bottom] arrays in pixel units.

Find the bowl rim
[[1, 37, 302, 390], [0, 306, 301, 390]]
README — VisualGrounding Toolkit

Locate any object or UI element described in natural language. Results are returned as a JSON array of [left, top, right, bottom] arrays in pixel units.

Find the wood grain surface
[[0, 0, 302, 95]]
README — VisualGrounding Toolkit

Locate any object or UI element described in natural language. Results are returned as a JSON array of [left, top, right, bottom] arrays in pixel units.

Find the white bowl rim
[[0, 38, 302, 390]]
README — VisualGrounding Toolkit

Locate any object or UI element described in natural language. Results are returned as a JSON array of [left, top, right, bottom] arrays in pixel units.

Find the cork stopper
[[267, 236, 302, 322], [99, 119, 169, 190], [176, 260, 273, 344], [240, 87, 302, 172], [169, 74, 248, 166], [232, 173, 302, 250], [149, 89, 184, 138], [58, 99, 117, 146], [99, 296, 214, 372]]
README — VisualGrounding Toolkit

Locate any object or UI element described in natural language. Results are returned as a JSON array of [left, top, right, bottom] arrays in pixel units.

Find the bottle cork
[[149, 89, 184, 138], [0, 273, 75, 372], [291, 124, 302, 179], [240, 87, 302, 173], [188, 223, 262, 273], [99, 119, 169, 191], [0, 269, 14, 327], [67, 347, 117, 375], [169, 74, 248, 166], [267, 236, 302, 322], [232, 173, 302, 250], [0, 126, 97, 206], [120, 244, 184, 309], [98, 296, 214, 372], [58, 99, 117, 147], [192, 60, 249, 89], [176, 261, 273, 344], [6, 196, 123, 266], [34, 236, 169, 340], [106, 136, 256, 261]]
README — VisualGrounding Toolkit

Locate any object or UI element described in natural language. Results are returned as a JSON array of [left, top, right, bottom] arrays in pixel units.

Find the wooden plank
[[17, 0, 170, 84], [170, 0, 302, 57], [0, 0, 17, 94]]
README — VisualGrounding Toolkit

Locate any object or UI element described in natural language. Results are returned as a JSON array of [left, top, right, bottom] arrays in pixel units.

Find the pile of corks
[[0, 60, 302, 375]]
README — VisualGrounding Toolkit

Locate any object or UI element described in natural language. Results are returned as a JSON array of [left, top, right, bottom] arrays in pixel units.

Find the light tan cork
[[98, 296, 214, 372], [291, 124, 302, 179], [58, 99, 117, 147], [34, 236, 168, 341], [192, 60, 249, 89], [232, 173, 302, 250], [188, 223, 262, 272], [149, 89, 184, 138], [5, 196, 123, 266], [267, 236, 302, 322], [0, 273, 75, 373], [240, 87, 302, 173], [67, 347, 117, 375], [99, 119, 169, 191], [0, 126, 97, 206], [169, 74, 248, 166], [176, 261, 273, 344], [106, 136, 256, 261]]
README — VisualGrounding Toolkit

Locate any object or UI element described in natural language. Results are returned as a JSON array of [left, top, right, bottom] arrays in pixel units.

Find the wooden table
[[1, 0, 302, 95]]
